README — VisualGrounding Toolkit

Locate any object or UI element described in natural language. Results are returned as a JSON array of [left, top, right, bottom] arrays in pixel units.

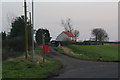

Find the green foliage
[[10, 16, 25, 38], [2, 36, 25, 60], [27, 24, 32, 50], [3, 15, 32, 52], [2, 36, 25, 52], [2, 31, 6, 40], [60, 41, 72, 46], [35, 29, 51, 45], [2, 48, 23, 61], [92, 28, 109, 43]]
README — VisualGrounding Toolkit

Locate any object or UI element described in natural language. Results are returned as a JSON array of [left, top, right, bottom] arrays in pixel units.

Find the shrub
[[60, 41, 73, 46], [3, 37, 25, 52]]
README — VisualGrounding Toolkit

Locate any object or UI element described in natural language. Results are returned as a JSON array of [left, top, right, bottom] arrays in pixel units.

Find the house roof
[[63, 31, 76, 37]]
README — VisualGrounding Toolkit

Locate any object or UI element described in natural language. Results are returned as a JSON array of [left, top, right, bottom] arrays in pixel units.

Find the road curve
[[49, 48, 118, 78]]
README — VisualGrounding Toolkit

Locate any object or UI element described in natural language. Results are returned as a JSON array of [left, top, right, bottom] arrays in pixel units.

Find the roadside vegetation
[[2, 47, 62, 79], [54, 44, 119, 62], [2, 15, 63, 79]]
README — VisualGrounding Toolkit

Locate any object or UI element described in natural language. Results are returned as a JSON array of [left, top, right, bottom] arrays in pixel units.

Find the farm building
[[56, 31, 76, 42]]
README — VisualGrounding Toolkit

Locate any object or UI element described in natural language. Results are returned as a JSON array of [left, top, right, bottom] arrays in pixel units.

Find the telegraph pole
[[42, 29, 45, 62], [29, 12, 31, 25], [24, 0, 28, 59], [32, 0, 35, 61]]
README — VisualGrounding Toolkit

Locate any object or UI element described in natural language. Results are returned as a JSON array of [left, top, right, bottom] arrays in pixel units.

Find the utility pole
[[24, 0, 28, 59], [29, 12, 31, 26], [32, 0, 35, 61], [42, 29, 45, 62]]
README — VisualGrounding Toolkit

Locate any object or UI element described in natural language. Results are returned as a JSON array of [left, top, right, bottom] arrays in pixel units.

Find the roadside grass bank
[[53, 44, 119, 62], [2, 49, 24, 61], [0, 64, 2, 79], [2, 47, 62, 79]]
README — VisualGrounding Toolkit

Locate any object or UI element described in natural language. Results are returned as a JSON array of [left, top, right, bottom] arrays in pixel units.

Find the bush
[[2, 49, 23, 61], [3, 37, 25, 52], [2, 37, 25, 60], [60, 41, 73, 46]]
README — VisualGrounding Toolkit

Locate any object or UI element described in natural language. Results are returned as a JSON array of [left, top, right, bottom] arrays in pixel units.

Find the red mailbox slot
[[44, 45, 49, 54]]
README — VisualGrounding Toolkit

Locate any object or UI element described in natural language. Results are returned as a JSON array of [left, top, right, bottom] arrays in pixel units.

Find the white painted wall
[[56, 32, 70, 41]]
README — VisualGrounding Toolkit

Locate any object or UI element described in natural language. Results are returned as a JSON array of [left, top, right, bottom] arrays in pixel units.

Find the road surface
[[49, 48, 119, 78]]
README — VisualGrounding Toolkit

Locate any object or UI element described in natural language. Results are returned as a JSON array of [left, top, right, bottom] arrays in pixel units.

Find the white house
[[56, 31, 76, 42]]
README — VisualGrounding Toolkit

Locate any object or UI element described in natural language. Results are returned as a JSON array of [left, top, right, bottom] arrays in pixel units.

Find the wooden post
[[42, 29, 45, 62], [31, 0, 35, 61], [24, 0, 28, 59]]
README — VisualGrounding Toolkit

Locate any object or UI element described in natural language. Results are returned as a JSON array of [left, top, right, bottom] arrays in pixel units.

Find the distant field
[[67, 45, 119, 61], [55, 44, 119, 61]]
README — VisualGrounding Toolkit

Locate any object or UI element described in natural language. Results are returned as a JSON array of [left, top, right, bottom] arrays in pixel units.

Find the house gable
[[56, 31, 76, 42]]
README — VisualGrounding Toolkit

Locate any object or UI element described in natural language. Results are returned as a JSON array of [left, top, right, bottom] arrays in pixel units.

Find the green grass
[[2, 58, 62, 78], [0, 63, 2, 79], [54, 45, 119, 61], [2, 47, 62, 78]]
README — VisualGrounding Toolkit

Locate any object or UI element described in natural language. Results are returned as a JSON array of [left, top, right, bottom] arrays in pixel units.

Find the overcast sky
[[2, 2, 118, 41]]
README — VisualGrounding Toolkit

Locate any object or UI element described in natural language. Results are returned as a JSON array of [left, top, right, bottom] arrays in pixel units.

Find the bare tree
[[61, 19, 68, 32], [92, 28, 109, 44], [66, 18, 73, 33], [61, 18, 74, 33], [7, 13, 15, 27], [73, 30, 79, 38], [61, 18, 80, 41]]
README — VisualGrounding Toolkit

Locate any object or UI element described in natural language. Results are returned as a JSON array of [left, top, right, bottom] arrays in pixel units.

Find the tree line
[[2, 15, 50, 60]]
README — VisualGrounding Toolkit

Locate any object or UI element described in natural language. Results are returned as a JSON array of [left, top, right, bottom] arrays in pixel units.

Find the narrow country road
[[49, 48, 118, 78]]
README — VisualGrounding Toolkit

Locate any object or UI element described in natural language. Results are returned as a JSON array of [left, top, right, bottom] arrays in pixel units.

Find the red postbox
[[44, 45, 49, 54]]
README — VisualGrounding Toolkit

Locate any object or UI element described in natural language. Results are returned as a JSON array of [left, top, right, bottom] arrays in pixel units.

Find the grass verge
[[2, 47, 62, 79], [53, 44, 119, 62]]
